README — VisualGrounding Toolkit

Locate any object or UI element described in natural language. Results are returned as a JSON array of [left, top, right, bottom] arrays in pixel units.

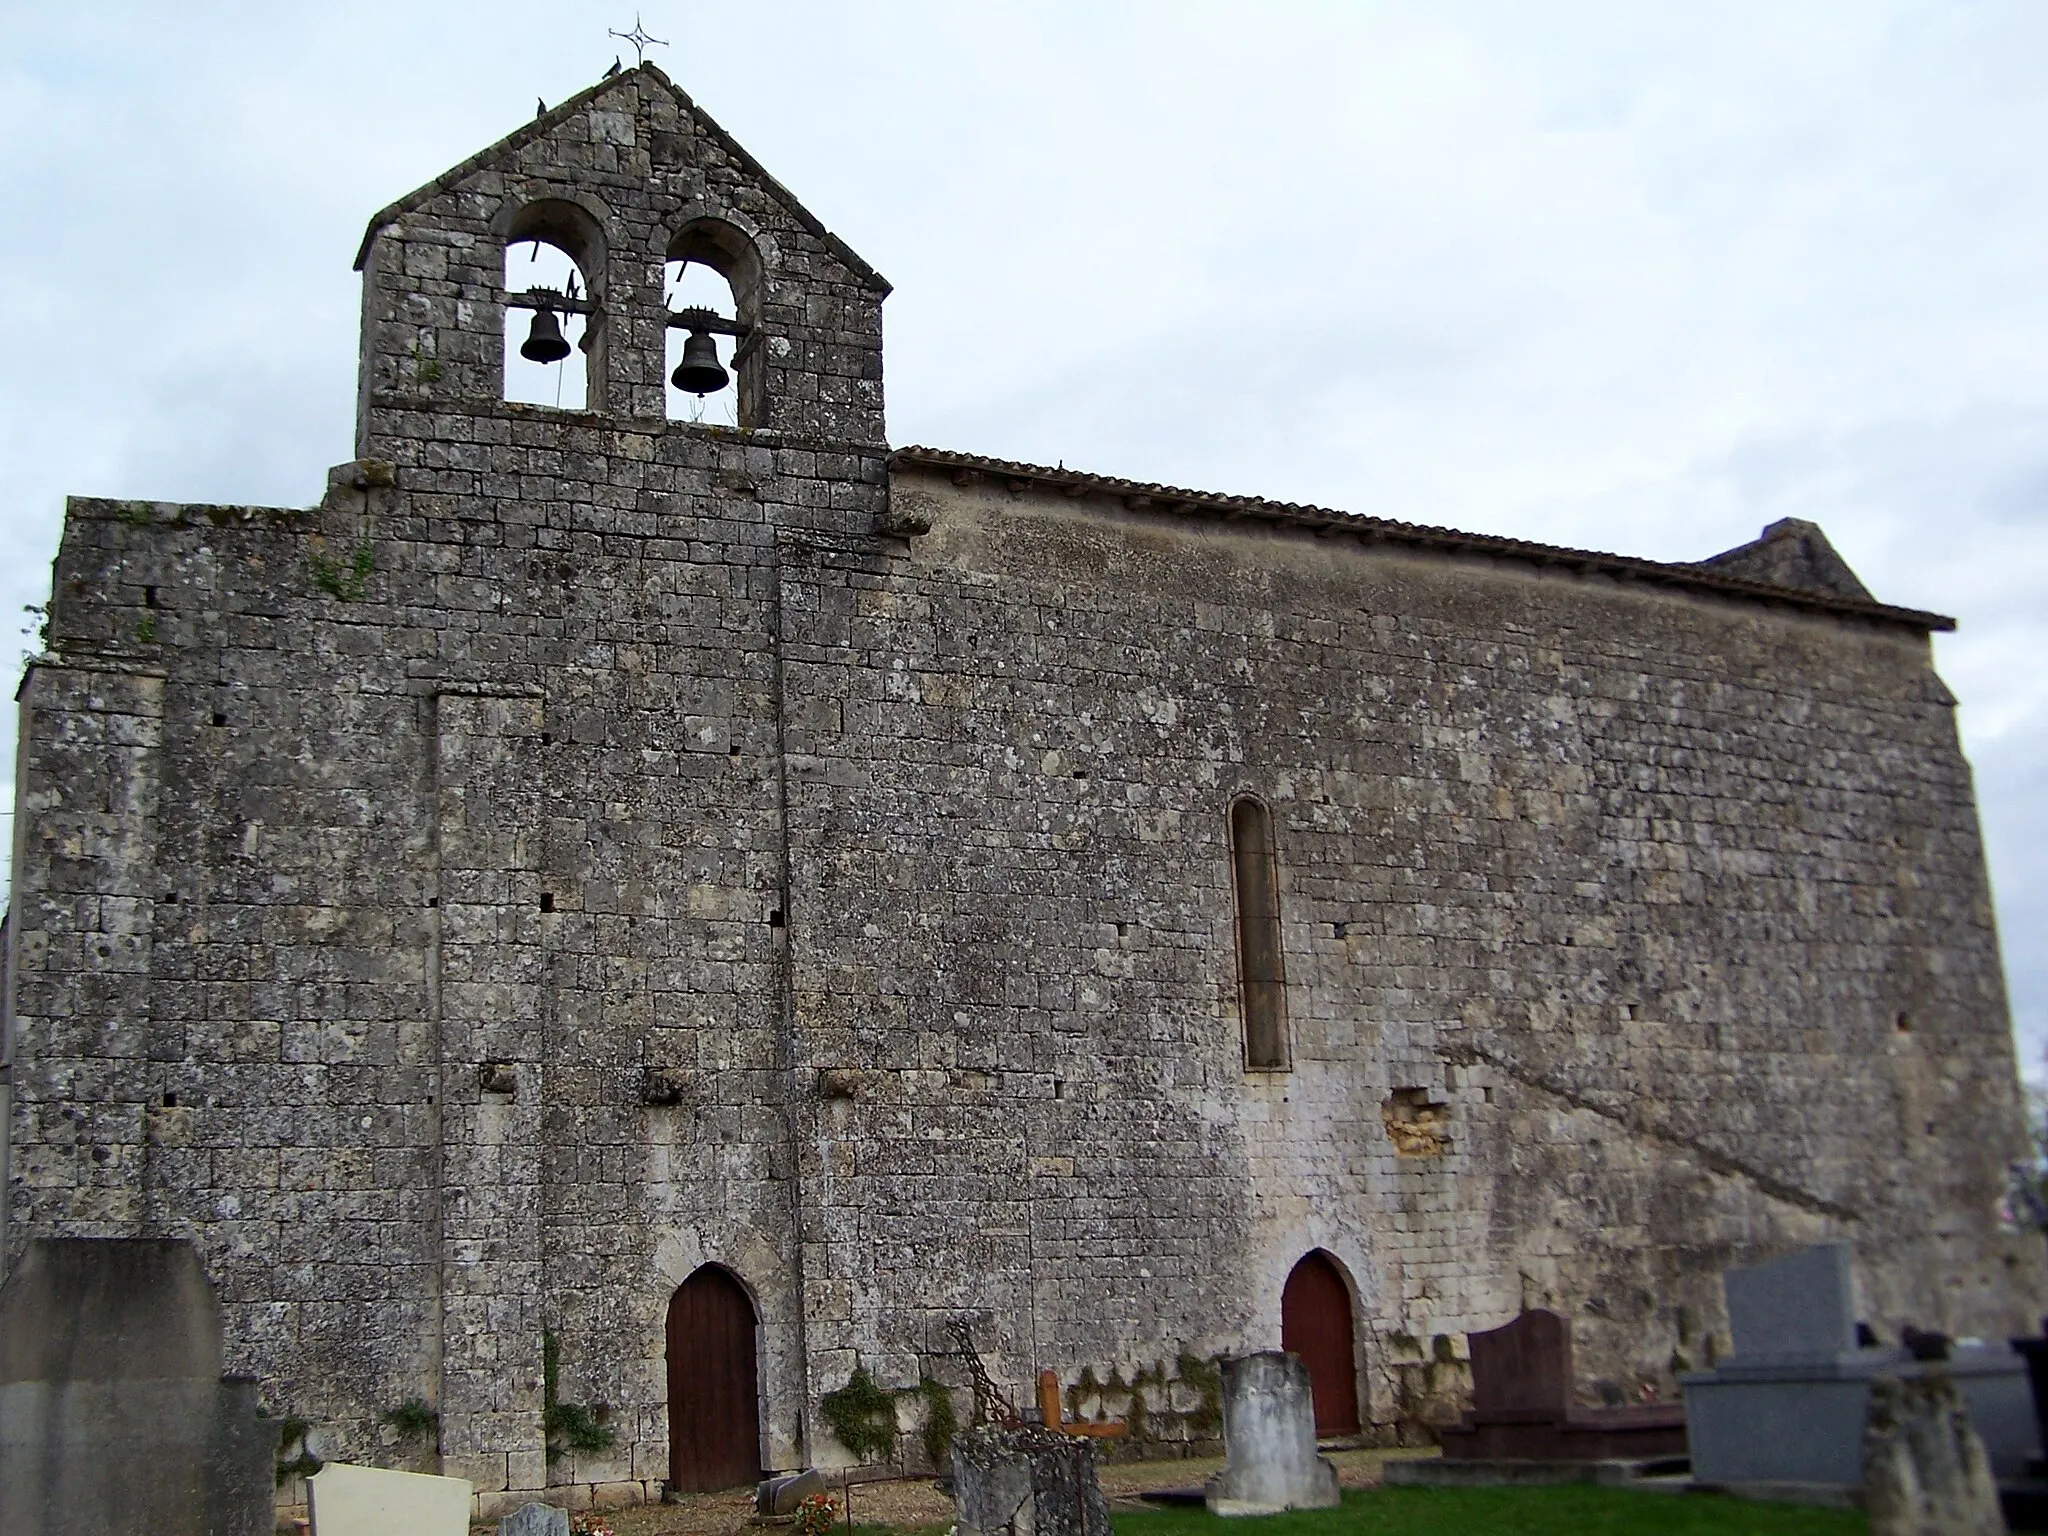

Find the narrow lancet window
[[1231, 796, 1288, 1069]]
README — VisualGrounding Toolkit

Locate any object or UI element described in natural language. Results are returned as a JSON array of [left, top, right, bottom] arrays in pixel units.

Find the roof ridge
[[889, 445, 1954, 633], [354, 68, 641, 271], [353, 66, 889, 294], [662, 79, 890, 295]]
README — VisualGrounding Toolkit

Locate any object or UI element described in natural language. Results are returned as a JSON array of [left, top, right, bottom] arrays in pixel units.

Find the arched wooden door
[[1281, 1251, 1359, 1437], [666, 1266, 761, 1492]]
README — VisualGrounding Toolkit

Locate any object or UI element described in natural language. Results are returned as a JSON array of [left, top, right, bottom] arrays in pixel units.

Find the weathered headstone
[[1203, 1352, 1340, 1516], [1861, 1374, 2006, 1536], [499, 1500, 571, 1536], [307, 1462, 473, 1536], [0, 1237, 277, 1536], [758, 1469, 829, 1516], [951, 1424, 1110, 1536]]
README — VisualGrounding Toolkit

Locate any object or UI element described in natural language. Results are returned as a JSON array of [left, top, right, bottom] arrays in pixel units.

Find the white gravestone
[[307, 1463, 473, 1536], [1204, 1353, 1341, 1516]]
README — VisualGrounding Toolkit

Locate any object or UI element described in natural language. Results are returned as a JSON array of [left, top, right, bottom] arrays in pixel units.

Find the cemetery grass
[[1105, 1486, 1866, 1536]]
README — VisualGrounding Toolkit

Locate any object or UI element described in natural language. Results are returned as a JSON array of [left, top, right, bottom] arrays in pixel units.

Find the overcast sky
[[4, 2, 2045, 1074]]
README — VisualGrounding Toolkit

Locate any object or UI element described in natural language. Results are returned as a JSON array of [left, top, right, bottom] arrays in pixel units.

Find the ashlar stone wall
[[3, 59, 2040, 1512], [781, 460, 2043, 1435]]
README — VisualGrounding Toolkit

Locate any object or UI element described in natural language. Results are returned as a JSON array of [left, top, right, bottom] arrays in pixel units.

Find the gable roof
[[890, 446, 1955, 634], [352, 63, 890, 294], [1692, 517, 1875, 603]]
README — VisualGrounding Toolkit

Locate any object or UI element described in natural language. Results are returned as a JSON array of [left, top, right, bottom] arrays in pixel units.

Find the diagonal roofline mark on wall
[[1445, 1041, 1864, 1223]]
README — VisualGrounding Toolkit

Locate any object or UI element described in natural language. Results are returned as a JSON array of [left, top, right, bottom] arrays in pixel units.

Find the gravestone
[[950, 1423, 1110, 1536], [1861, 1374, 2006, 1536], [307, 1462, 473, 1536], [1469, 1308, 1572, 1416], [1435, 1309, 1684, 1463], [1725, 1244, 1860, 1360], [499, 1500, 571, 1536], [1202, 1352, 1340, 1516], [0, 1237, 277, 1536], [1684, 1243, 2034, 1492], [1949, 1343, 2043, 1480], [758, 1469, 828, 1516], [1685, 1244, 1896, 1487]]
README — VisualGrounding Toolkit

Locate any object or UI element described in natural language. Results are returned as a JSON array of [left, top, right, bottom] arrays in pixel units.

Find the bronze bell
[[520, 307, 572, 364], [671, 328, 729, 395]]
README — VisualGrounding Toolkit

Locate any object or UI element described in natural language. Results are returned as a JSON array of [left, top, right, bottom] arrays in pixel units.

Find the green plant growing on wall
[[820, 1365, 897, 1462], [308, 541, 375, 602], [913, 1375, 957, 1467], [1125, 1388, 1149, 1441], [1176, 1352, 1223, 1435], [274, 1413, 322, 1487], [411, 341, 444, 385], [134, 613, 158, 645], [381, 1398, 440, 1444], [542, 1330, 616, 1464]]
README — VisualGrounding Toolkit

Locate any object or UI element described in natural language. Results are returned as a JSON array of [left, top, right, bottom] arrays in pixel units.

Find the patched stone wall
[[2, 59, 2040, 1512]]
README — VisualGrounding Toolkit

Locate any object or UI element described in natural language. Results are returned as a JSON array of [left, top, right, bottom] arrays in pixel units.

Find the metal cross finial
[[609, 13, 668, 67]]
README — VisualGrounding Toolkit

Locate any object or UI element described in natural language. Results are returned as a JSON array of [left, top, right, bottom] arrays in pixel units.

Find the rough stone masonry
[[1, 62, 2040, 1513]]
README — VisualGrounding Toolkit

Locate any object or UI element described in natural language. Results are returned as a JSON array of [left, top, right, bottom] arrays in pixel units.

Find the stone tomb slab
[[1676, 1242, 2012, 1492], [308, 1463, 473, 1536], [758, 1470, 827, 1516]]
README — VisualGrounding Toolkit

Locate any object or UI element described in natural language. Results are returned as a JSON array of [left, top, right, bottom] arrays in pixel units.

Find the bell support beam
[[664, 307, 749, 339], [503, 289, 598, 315]]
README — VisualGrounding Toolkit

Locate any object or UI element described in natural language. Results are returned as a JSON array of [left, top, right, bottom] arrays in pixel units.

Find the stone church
[[2, 64, 2039, 1510]]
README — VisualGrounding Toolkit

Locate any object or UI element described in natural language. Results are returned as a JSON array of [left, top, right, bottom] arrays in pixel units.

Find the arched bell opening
[[663, 260, 739, 426], [666, 1264, 763, 1492], [666, 217, 763, 429], [1281, 1249, 1360, 1438], [499, 198, 609, 412]]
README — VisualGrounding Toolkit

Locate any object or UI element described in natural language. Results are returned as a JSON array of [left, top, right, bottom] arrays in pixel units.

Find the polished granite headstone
[[498, 1502, 570, 1536], [1438, 1309, 1685, 1462], [1683, 1243, 2036, 1490]]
